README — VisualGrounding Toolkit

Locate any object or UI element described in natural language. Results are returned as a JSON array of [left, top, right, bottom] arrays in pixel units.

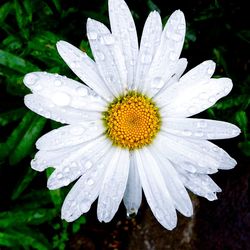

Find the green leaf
[[0, 111, 34, 160], [3, 227, 50, 250], [72, 216, 86, 234], [0, 50, 39, 74], [11, 167, 37, 200], [46, 168, 63, 208], [0, 2, 13, 25], [23, 0, 33, 23], [235, 110, 248, 138], [10, 115, 46, 165], [239, 141, 250, 157], [0, 232, 17, 247], [0, 108, 26, 126], [0, 209, 57, 227]]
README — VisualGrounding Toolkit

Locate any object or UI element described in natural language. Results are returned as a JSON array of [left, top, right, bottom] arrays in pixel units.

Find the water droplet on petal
[[70, 126, 85, 136], [88, 32, 98, 40], [57, 173, 63, 179], [86, 178, 94, 185], [54, 79, 62, 86], [85, 160, 93, 169], [208, 96, 216, 103], [197, 120, 207, 128], [141, 53, 152, 64], [152, 77, 165, 89], [25, 74, 38, 86], [80, 200, 91, 213], [77, 86, 88, 96], [96, 50, 105, 60], [63, 178, 71, 186], [169, 51, 178, 61], [53, 92, 71, 106], [183, 130, 192, 136], [188, 106, 196, 114]]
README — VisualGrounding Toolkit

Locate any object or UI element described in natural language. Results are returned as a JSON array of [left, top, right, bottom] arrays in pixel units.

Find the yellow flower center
[[103, 91, 161, 150]]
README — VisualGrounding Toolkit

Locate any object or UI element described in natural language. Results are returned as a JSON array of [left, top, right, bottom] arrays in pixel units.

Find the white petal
[[163, 118, 240, 139], [24, 94, 101, 124], [159, 78, 233, 117], [134, 11, 162, 91], [154, 132, 236, 174], [180, 60, 216, 83], [56, 41, 112, 101], [123, 152, 142, 215], [176, 167, 222, 201], [108, 0, 138, 87], [147, 58, 187, 97], [24, 72, 107, 112], [47, 137, 111, 190], [145, 10, 185, 95], [134, 148, 177, 230], [36, 122, 103, 151], [149, 146, 193, 217], [61, 144, 114, 222], [97, 148, 130, 222], [155, 60, 215, 106], [87, 18, 127, 96]]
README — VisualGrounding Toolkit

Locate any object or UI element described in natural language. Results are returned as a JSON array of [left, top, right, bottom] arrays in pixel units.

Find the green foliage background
[[0, 0, 249, 249]]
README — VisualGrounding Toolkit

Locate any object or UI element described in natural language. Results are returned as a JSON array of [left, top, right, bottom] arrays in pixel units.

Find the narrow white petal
[[134, 148, 177, 230], [24, 72, 107, 112], [36, 122, 103, 151], [163, 118, 240, 140], [159, 78, 233, 117], [97, 148, 130, 222], [109, 0, 138, 87], [145, 10, 185, 94], [56, 41, 112, 101], [154, 132, 236, 174], [134, 11, 162, 91], [180, 60, 216, 83], [147, 58, 188, 97], [155, 60, 215, 106], [31, 145, 81, 172], [61, 144, 115, 222], [176, 167, 222, 201], [47, 137, 111, 190], [24, 94, 101, 124], [149, 146, 193, 217], [87, 19, 127, 96], [123, 152, 142, 215]]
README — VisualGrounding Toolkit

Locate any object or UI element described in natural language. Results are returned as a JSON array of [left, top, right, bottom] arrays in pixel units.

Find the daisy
[[23, 0, 240, 230]]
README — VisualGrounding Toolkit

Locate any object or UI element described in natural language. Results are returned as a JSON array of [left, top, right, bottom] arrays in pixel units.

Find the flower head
[[23, 0, 240, 230]]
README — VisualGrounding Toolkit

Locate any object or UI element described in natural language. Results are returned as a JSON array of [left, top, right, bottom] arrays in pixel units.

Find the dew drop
[[25, 74, 38, 86], [152, 77, 165, 89], [183, 130, 192, 136], [80, 202, 90, 213], [188, 106, 196, 114], [141, 53, 152, 64], [169, 51, 177, 61], [77, 87, 88, 96], [194, 131, 204, 137], [88, 32, 98, 40], [207, 67, 214, 75], [54, 79, 62, 86], [197, 120, 207, 128], [70, 126, 85, 136], [57, 173, 63, 179], [63, 178, 71, 186], [96, 50, 105, 60], [64, 167, 70, 173], [101, 34, 115, 45], [85, 160, 93, 169], [86, 178, 94, 185], [208, 96, 216, 103], [53, 92, 71, 106]]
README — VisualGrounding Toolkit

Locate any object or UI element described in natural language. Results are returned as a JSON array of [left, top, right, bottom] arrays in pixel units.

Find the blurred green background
[[0, 0, 249, 249]]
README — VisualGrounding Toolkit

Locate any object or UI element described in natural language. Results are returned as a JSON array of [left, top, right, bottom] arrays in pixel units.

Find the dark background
[[0, 0, 249, 249]]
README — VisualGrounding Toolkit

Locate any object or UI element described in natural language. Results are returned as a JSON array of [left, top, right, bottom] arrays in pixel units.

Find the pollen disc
[[103, 91, 161, 150]]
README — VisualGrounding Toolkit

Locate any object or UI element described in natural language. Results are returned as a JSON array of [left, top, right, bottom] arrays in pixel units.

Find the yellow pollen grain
[[103, 92, 161, 150]]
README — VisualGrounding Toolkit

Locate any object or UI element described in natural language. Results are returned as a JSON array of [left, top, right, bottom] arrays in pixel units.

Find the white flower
[[23, 0, 240, 230]]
